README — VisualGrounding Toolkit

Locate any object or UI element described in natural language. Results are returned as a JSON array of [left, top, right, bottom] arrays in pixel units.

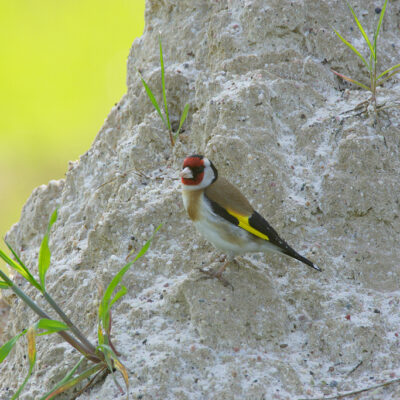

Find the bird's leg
[[196, 256, 234, 290], [218, 254, 227, 263]]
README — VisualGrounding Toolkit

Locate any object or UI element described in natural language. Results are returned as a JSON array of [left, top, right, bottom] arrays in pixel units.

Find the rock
[[0, 298, 10, 340], [1, 0, 400, 399]]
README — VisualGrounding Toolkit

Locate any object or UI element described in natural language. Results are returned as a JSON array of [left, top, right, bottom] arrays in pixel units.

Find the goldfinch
[[180, 154, 321, 287]]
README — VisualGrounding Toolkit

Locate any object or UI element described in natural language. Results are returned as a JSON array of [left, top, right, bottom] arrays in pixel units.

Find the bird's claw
[[196, 268, 234, 290]]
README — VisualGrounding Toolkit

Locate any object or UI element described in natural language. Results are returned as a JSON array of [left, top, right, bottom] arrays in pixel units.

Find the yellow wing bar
[[227, 209, 269, 241]]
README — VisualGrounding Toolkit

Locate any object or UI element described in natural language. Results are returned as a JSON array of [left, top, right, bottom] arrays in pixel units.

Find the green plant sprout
[[0, 209, 161, 399], [332, 0, 400, 110], [138, 37, 190, 146]]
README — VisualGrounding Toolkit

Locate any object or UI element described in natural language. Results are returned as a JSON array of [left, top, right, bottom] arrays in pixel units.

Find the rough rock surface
[[1, 0, 400, 399]]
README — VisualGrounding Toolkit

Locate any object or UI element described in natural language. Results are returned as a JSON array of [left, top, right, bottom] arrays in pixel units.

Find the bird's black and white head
[[180, 155, 218, 191]]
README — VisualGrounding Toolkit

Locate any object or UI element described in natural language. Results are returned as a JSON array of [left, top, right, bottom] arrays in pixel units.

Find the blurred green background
[[0, 0, 145, 266]]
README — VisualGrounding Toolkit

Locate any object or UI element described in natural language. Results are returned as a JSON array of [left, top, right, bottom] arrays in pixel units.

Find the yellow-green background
[[0, 0, 145, 268]]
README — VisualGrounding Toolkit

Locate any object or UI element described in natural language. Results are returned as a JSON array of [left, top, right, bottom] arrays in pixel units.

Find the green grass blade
[[99, 224, 162, 329], [96, 344, 124, 394], [0, 329, 27, 363], [0, 248, 42, 291], [4, 240, 39, 286], [369, 50, 373, 76], [138, 71, 168, 130], [0, 268, 49, 318], [100, 286, 127, 336], [99, 262, 133, 330], [38, 209, 58, 289], [40, 357, 84, 400], [376, 69, 400, 86], [377, 63, 400, 80], [109, 286, 127, 310], [0, 269, 96, 361], [159, 37, 171, 132], [11, 327, 36, 400], [125, 223, 163, 261], [0, 280, 10, 288], [0, 267, 47, 318], [174, 103, 190, 140], [5, 240, 27, 269], [97, 343, 116, 356], [41, 291, 97, 356], [96, 344, 114, 372], [36, 318, 69, 336], [331, 69, 371, 91], [374, 0, 388, 54], [333, 28, 369, 70], [42, 363, 104, 400], [346, 1, 375, 60], [11, 362, 35, 400]]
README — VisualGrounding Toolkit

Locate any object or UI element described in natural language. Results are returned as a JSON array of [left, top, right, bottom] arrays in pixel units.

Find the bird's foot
[[196, 267, 234, 291], [218, 254, 227, 263]]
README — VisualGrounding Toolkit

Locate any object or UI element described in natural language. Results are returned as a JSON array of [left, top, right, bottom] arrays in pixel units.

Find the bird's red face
[[180, 155, 205, 186]]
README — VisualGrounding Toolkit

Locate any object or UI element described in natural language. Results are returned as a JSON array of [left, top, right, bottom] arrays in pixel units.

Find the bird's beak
[[180, 167, 193, 179]]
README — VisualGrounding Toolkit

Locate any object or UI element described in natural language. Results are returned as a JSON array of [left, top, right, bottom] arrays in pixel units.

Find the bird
[[180, 154, 321, 288]]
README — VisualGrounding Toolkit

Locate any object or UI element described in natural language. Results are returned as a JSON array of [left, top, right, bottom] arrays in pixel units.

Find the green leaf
[[138, 71, 168, 130], [4, 240, 39, 285], [346, 1, 375, 60], [174, 103, 190, 140], [98, 263, 132, 333], [109, 286, 127, 309], [38, 209, 58, 289], [99, 224, 162, 334], [333, 28, 370, 71], [97, 343, 116, 356], [96, 344, 125, 394], [331, 69, 371, 91], [0, 280, 10, 289], [35, 318, 69, 335], [369, 49, 374, 76], [11, 327, 37, 400], [0, 248, 42, 291], [42, 363, 104, 400], [101, 286, 128, 334], [40, 357, 84, 400], [159, 36, 171, 133], [374, 0, 388, 54], [126, 223, 163, 262], [376, 69, 400, 86], [0, 329, 27, 363], [96, 344, 114, 372], [377, 63, 400, 80]]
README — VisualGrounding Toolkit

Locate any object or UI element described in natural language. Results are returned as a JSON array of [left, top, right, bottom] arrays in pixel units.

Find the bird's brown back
[[205, 177, 253, 216]]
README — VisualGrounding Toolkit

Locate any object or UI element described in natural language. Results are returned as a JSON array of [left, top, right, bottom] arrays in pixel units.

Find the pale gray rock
[[1, 0, 400, 399]]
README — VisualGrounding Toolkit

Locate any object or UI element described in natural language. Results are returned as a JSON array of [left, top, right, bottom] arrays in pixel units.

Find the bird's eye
[[191, 166, 204, 174]]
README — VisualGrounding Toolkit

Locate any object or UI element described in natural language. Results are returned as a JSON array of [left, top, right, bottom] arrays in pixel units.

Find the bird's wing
[[204, 177, 292, 246], [226, 208, 282, 244], [204, 177, 274, 242]]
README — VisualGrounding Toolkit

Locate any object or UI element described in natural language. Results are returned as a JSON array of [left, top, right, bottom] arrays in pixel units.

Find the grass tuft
[[332, 0, 400, 110], [0, 210, 161, 399], [138, 37, 190, 146]]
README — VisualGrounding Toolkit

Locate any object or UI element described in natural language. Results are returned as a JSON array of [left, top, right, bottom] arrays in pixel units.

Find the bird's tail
[[282, 247, 322, 272]]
